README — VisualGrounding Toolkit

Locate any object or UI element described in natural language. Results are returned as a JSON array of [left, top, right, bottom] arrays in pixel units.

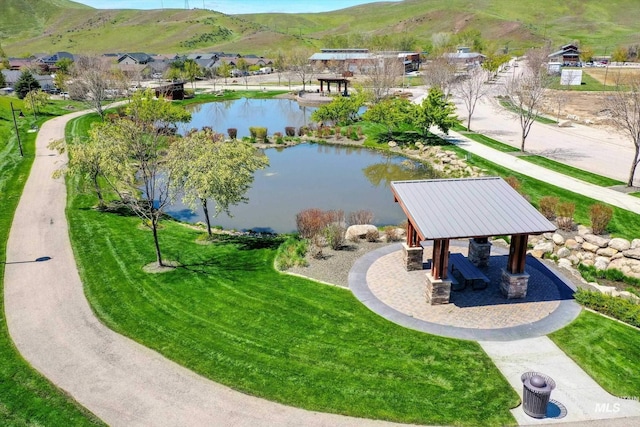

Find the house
[[443, 47, 485, 67], [117, 52, 154, 65], [35, 52, 74, 70], [548, 44, 581, 66], [7, 57, 38, 71], [1, 69, 54, 90], [309, 48, 372, 72]]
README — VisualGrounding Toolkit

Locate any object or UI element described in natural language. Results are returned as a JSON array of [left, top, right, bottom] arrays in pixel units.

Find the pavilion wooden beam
[[507, 234, 528, 274], [431, 238, 450, 280]]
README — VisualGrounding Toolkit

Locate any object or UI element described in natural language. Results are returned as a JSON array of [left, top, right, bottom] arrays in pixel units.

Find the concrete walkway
[[4, 109, 409, 427], [482, 337, 640, 424]]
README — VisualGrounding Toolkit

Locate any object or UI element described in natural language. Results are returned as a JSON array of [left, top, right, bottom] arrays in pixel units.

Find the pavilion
[[317, 77, 350, 96], [390, 177, 556, 305]]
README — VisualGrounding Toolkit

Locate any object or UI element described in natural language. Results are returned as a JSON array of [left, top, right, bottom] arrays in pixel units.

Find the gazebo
[[317, 77, 350, 95], [391, 177, 556, 305]]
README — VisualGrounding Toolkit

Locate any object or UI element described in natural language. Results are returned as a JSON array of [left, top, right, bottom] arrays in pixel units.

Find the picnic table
[[449, 253, 490, 291]]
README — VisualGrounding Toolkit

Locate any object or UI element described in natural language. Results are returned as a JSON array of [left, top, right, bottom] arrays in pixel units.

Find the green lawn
[[518, 156, 625, 187], [0, 96, 104, 426], [549, 310, 640, 397], [64, 113, 519, 426], [549, 71, 617, 91]]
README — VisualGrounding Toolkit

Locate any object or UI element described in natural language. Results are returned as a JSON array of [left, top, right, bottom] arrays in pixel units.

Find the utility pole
[[10, 102, 24, 157]]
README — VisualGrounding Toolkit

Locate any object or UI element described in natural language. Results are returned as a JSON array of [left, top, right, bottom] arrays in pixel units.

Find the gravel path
[[288, 240, 392, 287]]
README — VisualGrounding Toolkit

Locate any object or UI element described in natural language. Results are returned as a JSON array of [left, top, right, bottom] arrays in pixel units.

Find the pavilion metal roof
[[391, 177, 556, 240]]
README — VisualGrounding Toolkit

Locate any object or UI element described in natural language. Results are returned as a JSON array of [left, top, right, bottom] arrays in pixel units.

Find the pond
[[167, 142, 439, 234], [181, 98, 315, 138]]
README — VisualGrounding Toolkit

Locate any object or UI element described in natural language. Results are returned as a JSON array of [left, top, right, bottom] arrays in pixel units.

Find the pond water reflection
[[181, 98, 315, 138], [167, 143, 439, 234]]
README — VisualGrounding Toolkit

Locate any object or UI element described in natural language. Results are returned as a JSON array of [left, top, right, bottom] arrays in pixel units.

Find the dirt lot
[[541, 67, 640, 126]]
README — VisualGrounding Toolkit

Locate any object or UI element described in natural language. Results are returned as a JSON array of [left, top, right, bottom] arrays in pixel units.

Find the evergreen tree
[[0, 70, 6, 88], [15, 70, 40, 99]]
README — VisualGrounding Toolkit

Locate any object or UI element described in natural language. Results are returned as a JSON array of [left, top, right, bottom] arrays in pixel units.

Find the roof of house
[[309, 52, 372, 61], [443, 52, 486, 60], [118, 52, 153, 63], [390, 177, 556, 240]]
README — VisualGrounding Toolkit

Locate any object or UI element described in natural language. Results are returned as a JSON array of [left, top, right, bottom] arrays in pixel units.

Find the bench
[[449, 253, 490, 291]]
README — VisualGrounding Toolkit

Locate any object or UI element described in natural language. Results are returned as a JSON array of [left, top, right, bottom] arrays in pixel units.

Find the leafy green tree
[[54, 71, 68, 93], [217, 61, 232, 84], [168, 129, 269, 237], [481, 53, 510, 79], [24, 90, 49, 118], [311, 93, 365, 126], [580, 46, 594, 63], [55, 57, 74, 74], [15, 70, 41, 99], [612, 46, 628, 63], [0, 70, 6, 88], [413, 87, 460, 136], [362, 97, 414, 140], [184, 58, 203, 89], [88, 89, 191, 267], [165, 66, 183, 82]]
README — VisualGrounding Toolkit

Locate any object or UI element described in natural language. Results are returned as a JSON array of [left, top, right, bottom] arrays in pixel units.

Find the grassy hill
[[2, 0, 640, 58]]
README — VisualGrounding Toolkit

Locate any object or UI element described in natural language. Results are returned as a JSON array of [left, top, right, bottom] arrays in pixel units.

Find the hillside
[[2, 0, 640, 56]]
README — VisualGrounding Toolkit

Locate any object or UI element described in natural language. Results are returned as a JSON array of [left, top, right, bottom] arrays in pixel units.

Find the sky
[[74, 1, 402, 15]]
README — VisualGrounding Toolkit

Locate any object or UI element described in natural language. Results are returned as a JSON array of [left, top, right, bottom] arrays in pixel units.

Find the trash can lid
[[530, 375, 546, 388]]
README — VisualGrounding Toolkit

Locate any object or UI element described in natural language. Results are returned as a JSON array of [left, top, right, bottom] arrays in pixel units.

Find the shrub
[[556, 202, 575, 231], [539, 196, 558, 220], [384, 225, 402, 242], [227, 128, 237, 140], [324, 223, 346, 250], [365, 229, 380, 242], [295, 208, 343, 239], [357, 126, 363, 139], [275, 236, 308, 270], [334, 125, 341, 140], [274, 131, 284, 144], [254, 127, 268, 142], [590, 203, 613, 235], [298, 125, 309, 137], [249, 127, 258, 139], [574, 289, 640, 328], [348, 210, 374, 225], [285, 126, 296, 137]]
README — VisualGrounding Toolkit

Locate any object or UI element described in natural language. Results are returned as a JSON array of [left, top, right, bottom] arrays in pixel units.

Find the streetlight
[[10, 102, 24, 157]]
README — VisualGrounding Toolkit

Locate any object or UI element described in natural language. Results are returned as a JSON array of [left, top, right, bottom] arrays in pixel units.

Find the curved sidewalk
[[3, 110, 408, 427]]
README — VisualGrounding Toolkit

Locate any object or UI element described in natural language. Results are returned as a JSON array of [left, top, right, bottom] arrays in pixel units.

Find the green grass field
[[549, 310, 640, 397], [0, 96, 104, 426], [518, 155, 625, 187], [62, 111, 520, 426]]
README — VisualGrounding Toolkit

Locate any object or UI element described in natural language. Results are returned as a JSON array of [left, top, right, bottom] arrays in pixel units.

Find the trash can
[[521, 372, 556, 418]]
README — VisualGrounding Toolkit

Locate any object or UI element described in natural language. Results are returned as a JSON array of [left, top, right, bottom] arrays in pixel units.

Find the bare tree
[[421, 57, 458, 98], [524, 46, 551, 77], [606, 74, 640, 186], [361, 53, 403, 102], [503, 68, 549, 151], [68, 56, 115, 119], [287, 48, 315, 91], [456, 68, 490, 130]]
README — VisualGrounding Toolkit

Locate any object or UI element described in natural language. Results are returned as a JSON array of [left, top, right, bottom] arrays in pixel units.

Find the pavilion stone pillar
[[468, 237, 491, 267], [425, 273, 452, 305], [500, 234, 529, 299], [425, 239, 451, 305], [402, 243, 423, 271]]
